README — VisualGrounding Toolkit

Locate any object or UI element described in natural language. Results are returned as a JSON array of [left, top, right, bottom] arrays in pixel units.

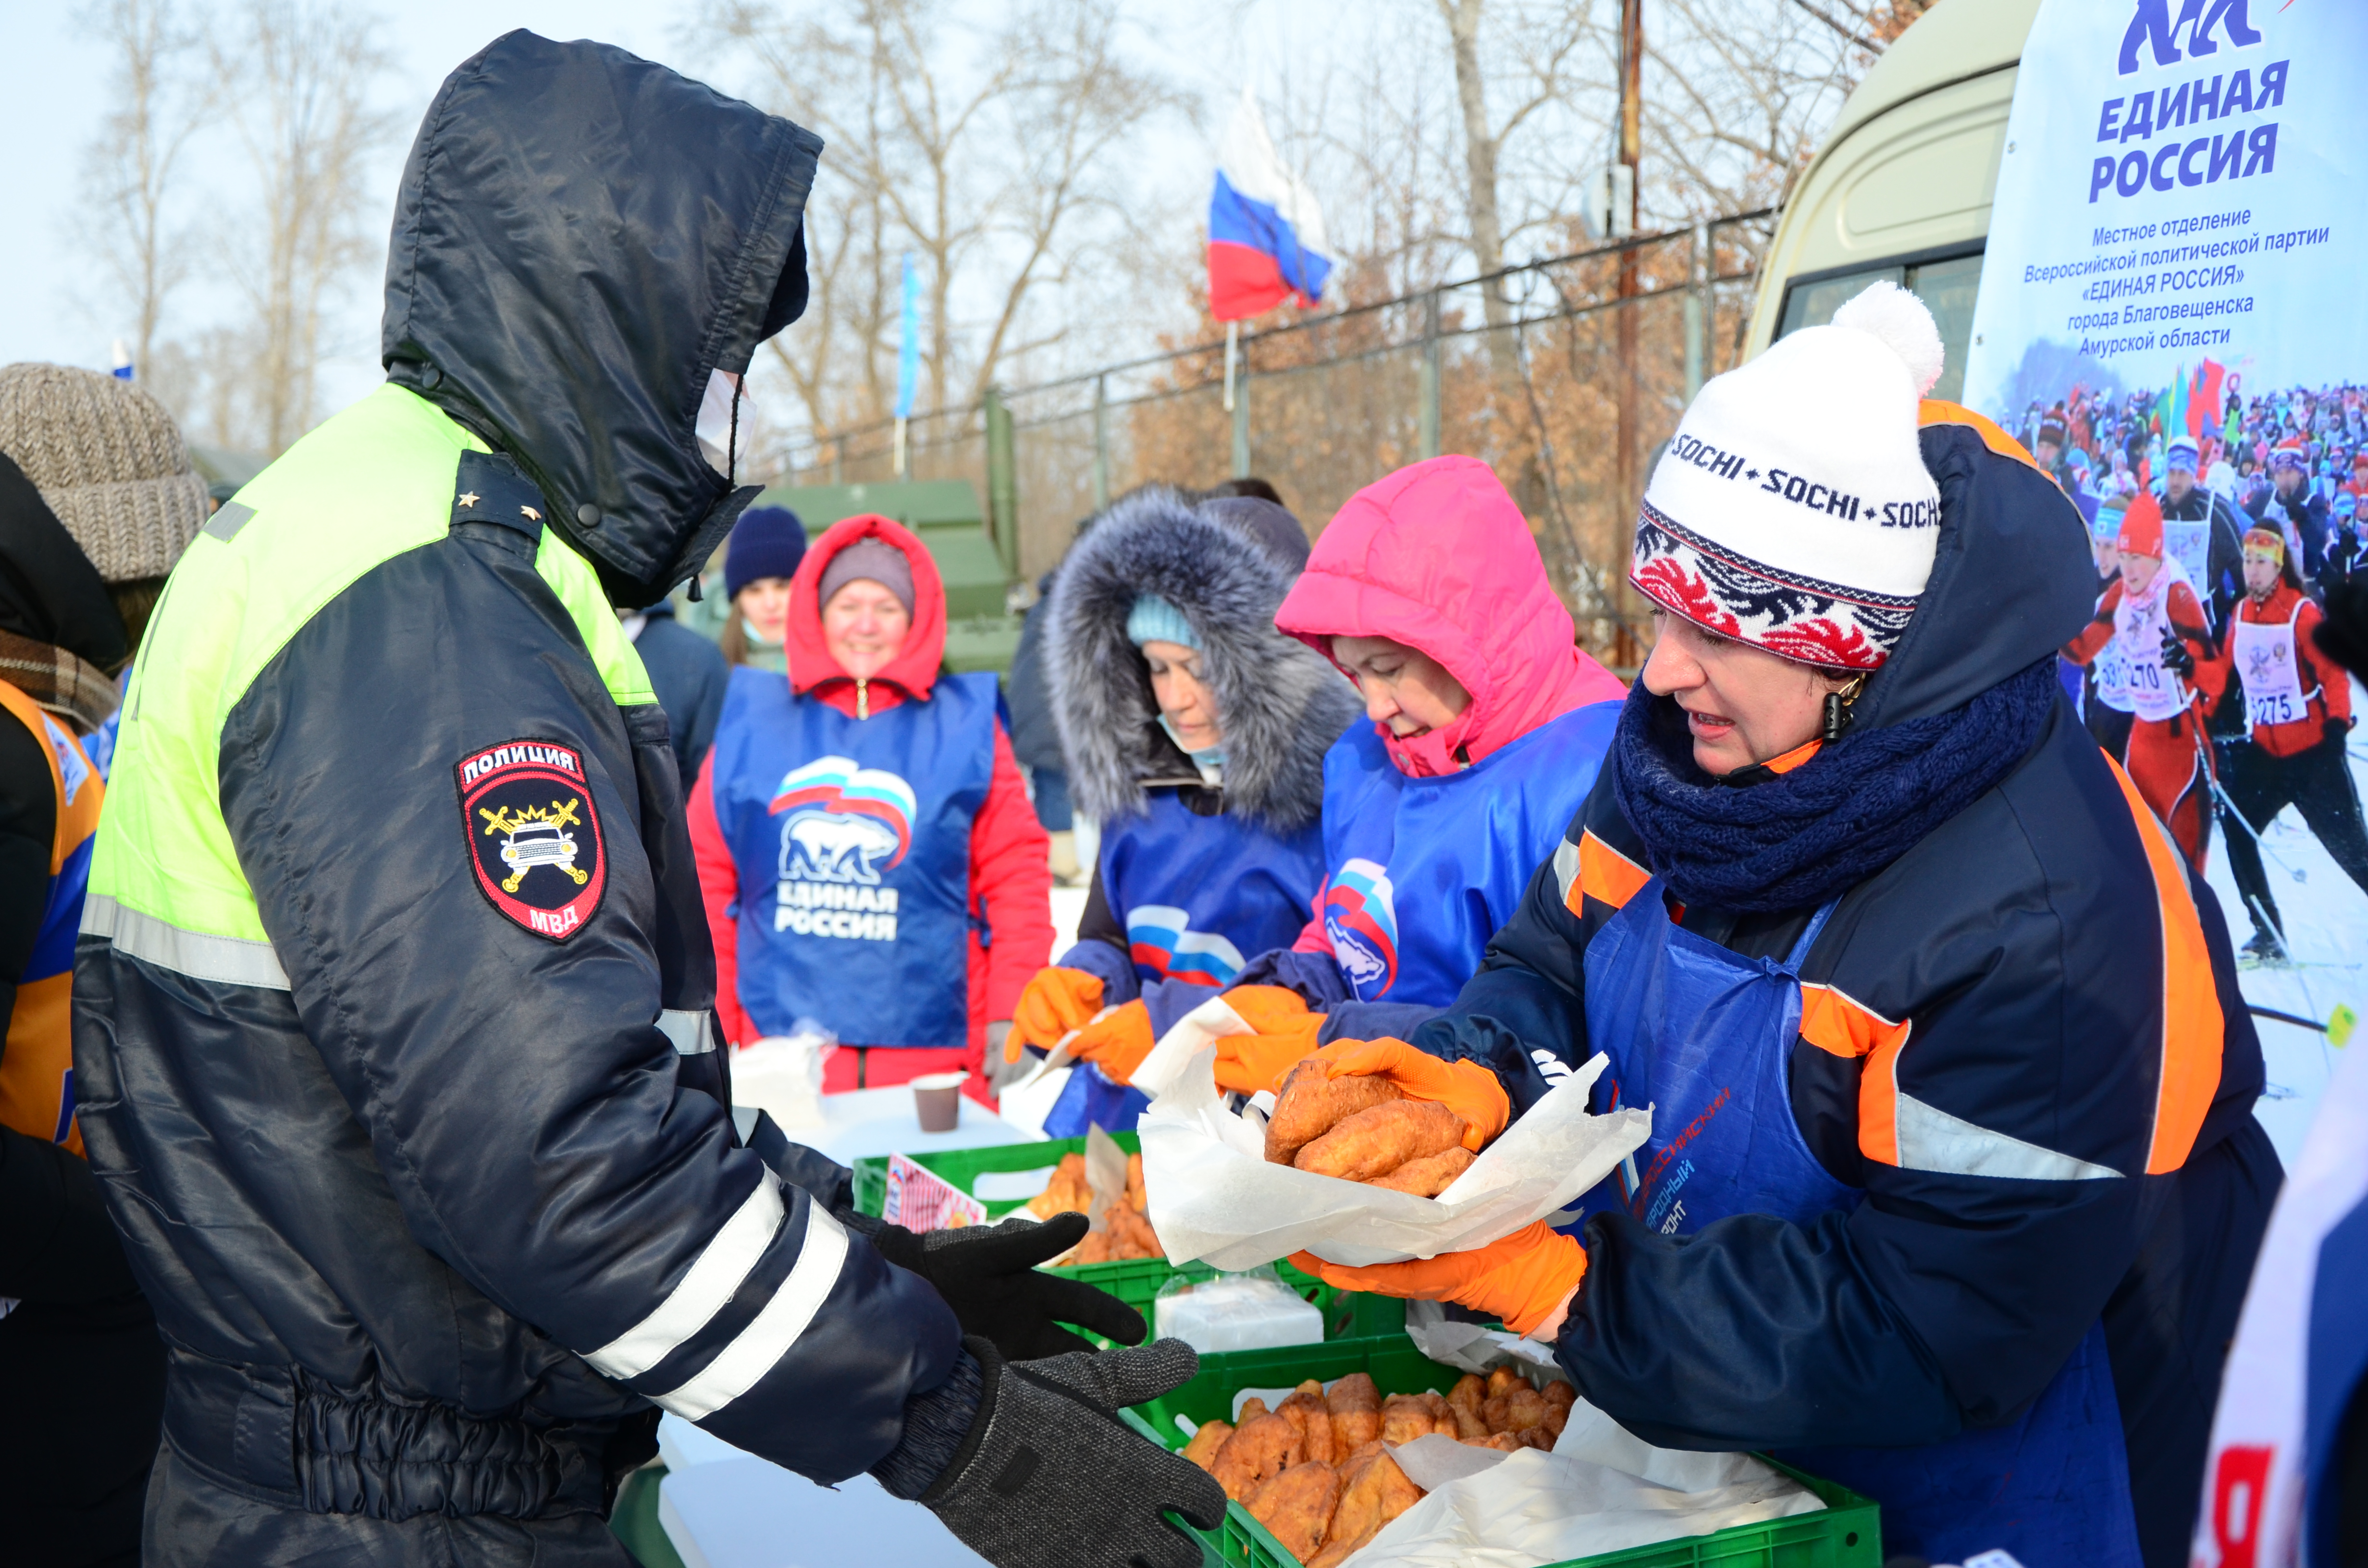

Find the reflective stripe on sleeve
[[80, 893, 291, 991], [656, 1208, 851, 1421], [658, 1008, 715, 1055], [1893, 1091, 2121, 1182], [1551, 839, 1581, 907], [585, 1175, 786, 1382]]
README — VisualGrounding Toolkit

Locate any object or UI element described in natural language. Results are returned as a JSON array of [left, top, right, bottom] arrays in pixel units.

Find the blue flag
[[896, 253, 920, 419]]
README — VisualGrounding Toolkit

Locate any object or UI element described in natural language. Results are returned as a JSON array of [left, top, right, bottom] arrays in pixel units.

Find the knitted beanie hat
[[724, 503, 808, 598], [1124, 594, 1199, 649], [0, 363, 209, 585], [2117, 490, 2165, 559], [1630, 281, 1945, 670], [817, 536, 914, 616]]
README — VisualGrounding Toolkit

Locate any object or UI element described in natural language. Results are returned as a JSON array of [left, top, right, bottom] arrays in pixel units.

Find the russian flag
[[1208, 87, 1332, 322]]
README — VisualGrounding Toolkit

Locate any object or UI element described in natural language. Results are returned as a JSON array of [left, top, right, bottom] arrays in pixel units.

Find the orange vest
[[0, 679, 103, 1155]]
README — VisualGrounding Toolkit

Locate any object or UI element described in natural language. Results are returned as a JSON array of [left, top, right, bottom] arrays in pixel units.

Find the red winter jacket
[[2213, 576, 2353, 759], [691, 514, 1051, 1060]]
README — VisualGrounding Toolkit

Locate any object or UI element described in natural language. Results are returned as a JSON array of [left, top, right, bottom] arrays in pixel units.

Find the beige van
[[1745, 0, 2044, 396]]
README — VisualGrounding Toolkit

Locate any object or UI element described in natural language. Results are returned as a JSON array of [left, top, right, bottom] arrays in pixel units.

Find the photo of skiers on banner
[[2039, 370, 2368, 961]]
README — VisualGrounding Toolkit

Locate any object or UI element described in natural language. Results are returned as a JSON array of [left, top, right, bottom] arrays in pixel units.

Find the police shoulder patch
[[456, 738, 606, 941]]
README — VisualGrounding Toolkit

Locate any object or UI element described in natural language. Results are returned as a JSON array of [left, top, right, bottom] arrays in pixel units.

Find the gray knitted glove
[[917, 1335, 1226, 1568]]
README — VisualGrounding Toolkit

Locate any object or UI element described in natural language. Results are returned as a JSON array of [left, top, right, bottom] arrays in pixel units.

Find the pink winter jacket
[[1276, 455, 1626, 779]]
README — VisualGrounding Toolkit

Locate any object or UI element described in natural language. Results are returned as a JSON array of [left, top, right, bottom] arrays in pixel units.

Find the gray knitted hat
[[0, 363, 210, 585]]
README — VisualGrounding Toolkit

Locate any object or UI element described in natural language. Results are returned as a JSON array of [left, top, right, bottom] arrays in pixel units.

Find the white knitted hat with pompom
[[1630, 281, 1945, 670]]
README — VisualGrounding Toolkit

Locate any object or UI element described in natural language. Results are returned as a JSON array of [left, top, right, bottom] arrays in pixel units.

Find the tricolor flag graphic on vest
[[769, 756, 917, 885], [1207, 86, 1332, 321], [1126, 905, 1248, 986], [1322, 858, 1400, 999]]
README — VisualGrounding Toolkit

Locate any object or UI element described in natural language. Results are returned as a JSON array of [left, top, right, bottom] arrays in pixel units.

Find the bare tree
[[703, 0, 1178, 437], [207, 0, 395, 455], [73, 0, 212, 381]]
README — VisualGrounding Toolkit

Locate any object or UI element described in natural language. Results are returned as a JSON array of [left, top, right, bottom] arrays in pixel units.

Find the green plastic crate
[[1119, 1334, 1882, 1568], [851, 1134, 1404, 1343]]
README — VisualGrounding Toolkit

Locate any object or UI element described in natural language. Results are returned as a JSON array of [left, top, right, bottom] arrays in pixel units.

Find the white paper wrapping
[[1137, 1042, 1650, 1270]]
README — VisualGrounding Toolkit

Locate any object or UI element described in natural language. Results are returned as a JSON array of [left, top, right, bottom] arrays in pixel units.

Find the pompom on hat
[[1629, 281, 1945, 671]]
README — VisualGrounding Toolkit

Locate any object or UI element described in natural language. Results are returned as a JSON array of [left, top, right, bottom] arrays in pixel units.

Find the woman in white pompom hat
[[1295, 283, 2276, 1568]]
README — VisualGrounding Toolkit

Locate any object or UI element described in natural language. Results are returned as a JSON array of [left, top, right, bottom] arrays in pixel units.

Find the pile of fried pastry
[[1024, 1151, 1165, 1265], [1180, 1365, 1577, 1566], [1262, 1060, 1475, 1197]]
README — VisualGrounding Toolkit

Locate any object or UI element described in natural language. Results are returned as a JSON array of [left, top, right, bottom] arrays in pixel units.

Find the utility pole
[[1614, 0, 1644, 667]]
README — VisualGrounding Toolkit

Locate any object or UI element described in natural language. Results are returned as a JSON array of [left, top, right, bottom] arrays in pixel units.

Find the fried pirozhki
[[1208, 1411, 1302, 1501], [1239, 1397, 1271, 1421], [1464, 1430, 1523, 1452], [1125, 1150, 1147, 1213], [1367, 1144, 1476, 1197], [1104, 1200, 1163, 1260], [1418, 1390, 1456, 1431], [1484, 1385, 1548, 1436], [1275, 1383, 1337, 1465], [1313, 1447, 1423, 1568], [1379, 1392, 1438, 1446], [1180, 1418, 1233, 1471], [1542, 1403, 1570, 1438], [1516, 1424, 1555, 1450], [1025, 1152, 1092, 1219], [1264, 1058, 1403, 1165], [1485, 1365, 1526, 1400], [1445, 1373, 1491, 1440], [1327, 1373, 1381, 1452], [1293, 1100, 1468, 1182], [1245, 1460, 1341, 1564]]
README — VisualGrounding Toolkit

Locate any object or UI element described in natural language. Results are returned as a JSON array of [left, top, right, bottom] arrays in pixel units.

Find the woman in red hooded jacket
[[691, 514, 1052, 1099], [1022, 455, 1628, 1094]]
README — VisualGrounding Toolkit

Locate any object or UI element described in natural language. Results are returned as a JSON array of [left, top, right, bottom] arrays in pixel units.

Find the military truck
[[679, 476, 1027, 678]]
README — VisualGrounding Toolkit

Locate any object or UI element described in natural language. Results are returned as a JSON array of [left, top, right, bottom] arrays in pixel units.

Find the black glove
[[861, 1212, 1147, 1359], [2159, 626, 2197, 678], [2320, 577, 2368, 677], [2328, 716, 2354, 748], [917, 1336, 1226, 1568]]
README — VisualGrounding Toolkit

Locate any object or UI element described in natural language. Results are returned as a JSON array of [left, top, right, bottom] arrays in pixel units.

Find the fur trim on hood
[[1048, 488, 1359, 829]]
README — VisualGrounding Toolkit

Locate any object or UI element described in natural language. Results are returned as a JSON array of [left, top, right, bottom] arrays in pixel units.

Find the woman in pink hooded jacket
[[1027, 456, 1627, 1094]]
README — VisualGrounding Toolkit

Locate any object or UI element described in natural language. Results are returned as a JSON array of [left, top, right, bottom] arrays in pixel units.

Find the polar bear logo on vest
[[769, 756, 916, 886]]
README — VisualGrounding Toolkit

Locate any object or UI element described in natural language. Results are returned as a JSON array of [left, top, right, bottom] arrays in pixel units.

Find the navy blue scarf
[[1610, 659, 2062, 913]]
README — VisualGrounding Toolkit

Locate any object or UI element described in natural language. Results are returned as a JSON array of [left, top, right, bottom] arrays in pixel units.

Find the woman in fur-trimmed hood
[[1002, 486, 1360, 1135]]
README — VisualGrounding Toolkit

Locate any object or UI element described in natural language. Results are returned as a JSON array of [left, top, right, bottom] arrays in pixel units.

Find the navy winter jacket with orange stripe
[[1409, 413, 2276, 1568]]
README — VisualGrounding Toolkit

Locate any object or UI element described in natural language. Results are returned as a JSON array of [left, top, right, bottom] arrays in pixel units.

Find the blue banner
[[896, 253, 920, 419]]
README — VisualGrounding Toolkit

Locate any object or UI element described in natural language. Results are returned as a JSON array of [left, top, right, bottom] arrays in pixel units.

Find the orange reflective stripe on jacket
[[1567, 830, 1652, 917], [0, 679, 103, 1154], [2103, 755, 2223, 1174]]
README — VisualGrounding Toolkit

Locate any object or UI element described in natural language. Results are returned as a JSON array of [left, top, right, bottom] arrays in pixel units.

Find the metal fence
[[777, 209, 1776, 665]]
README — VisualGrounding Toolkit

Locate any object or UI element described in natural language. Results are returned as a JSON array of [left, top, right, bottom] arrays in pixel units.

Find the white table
[[766, 1084, 1045, 1167], [656, 1416, 991, 1568]]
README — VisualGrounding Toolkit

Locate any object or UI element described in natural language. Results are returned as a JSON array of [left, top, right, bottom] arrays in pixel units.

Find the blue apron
[[1579, 878, 2143, 1567], [1045, 789, 1326, 1138], [1319, 702, 1619, 1006], [707, 667, 999, 1048]]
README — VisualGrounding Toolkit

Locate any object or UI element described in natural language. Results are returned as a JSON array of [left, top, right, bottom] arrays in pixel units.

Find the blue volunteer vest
[[707, 666, 999, 1048], [1577, 880, 2142, 1566], [1045, 788, 1327, 1138], [1317, 702, 1620, 1005], [1102, 790, 1327, 989]]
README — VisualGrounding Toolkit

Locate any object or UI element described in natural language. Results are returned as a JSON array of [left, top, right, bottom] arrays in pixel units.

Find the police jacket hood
[[381, 31, 821, 606]]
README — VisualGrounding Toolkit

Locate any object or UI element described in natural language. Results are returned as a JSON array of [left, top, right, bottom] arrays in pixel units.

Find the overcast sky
[[0, 1, 1360, 425]]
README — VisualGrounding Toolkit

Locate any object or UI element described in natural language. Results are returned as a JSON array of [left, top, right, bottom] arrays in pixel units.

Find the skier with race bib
[[2210, 525, 2368, 959], [2065, 491, 2225, 870]]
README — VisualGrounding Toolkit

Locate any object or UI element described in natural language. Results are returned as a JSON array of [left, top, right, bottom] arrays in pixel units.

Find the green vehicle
[[678, 477, 1026, 678]]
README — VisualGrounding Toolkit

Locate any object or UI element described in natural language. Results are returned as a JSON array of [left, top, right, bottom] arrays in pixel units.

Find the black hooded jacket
[[1414, 410, 2276, 1568], [73, 34, 961, 1554]]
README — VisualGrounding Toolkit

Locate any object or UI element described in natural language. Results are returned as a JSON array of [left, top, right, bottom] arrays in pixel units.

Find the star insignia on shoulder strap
[[457, 491, 481, 509], [521, 505, 542, 522]]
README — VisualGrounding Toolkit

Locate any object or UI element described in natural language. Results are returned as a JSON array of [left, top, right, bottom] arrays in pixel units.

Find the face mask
[[696, 369, 746, 478]]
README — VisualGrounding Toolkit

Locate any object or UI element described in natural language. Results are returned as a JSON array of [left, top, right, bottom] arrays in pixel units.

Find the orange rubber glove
[[1289, 1221, 1585, 1337], [1067, 999, 1155, 1083], [1209, 985, 1325, 1097], [1007, 967, 1106, 1060], [1313, 1037, 1512, 1152]]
